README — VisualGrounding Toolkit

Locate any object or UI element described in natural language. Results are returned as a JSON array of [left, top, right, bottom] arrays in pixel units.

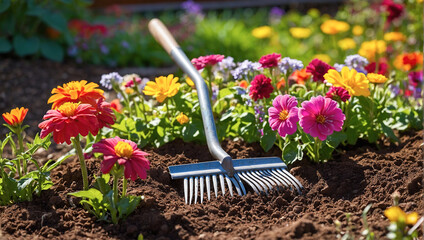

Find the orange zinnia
[[2, 107, 28, 127], [291, 69, 311, 85], [48, 80, 105, 109]]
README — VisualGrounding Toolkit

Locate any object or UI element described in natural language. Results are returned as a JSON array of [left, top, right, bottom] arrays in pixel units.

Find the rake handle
[[148, 18, 235, 177]]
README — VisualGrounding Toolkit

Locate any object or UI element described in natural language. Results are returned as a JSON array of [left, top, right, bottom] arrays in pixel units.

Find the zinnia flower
[[259, 53, 281, 68], [38, 102, 99, 144], [268, 95, 299, 137], [176, 112, 189, 124], [249, 74, 274, 101], [239, 80, 249, 89], [381, 0, 404, 23], [191, 54, 225, 70], [394, 52, 423, 71], [324, 67, 370, 97], [358, 40, 387, 61], [251, 26, 272, 39], [2, 107, 28, 127], [365, 61, 388, 75], [320, 19, 349, 35], [95, 98, 116, 129], [93, 137, 150, 180], [291, 69, 311, 85], [384, 32, 406, 42], [338, 38, 356, 50], [48, 80, 105, 109], [352, 25, 364, 36], [110, 99, 123, 113], [306, 59, 335, 82], [384, 206, 419, 225], [143, 74, 181, 103], [299, 96, 345, 141], [325, 86, 350, 102], [408, 71, 423, 87], [289, 27, 312, 39], [367, 73, 388, 84]]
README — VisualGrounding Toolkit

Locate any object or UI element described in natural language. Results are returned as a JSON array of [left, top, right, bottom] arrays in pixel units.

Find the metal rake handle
[[148, 18, 235, 177]]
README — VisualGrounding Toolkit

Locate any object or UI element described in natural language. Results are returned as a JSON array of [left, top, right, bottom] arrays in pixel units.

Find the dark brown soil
[[0, 58, 423, 239], [0, 130, 423, 240]]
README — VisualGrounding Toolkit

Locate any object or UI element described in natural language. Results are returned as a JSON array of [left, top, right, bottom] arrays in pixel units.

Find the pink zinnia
[[268, 95, 299, 137], [249, 74, 274, 101], [191, 54, 225, 70], [381, 0, 404, 23], [93, 137, 150, 181], [259, 53, 281, 68], [306, 59, 335, 82], [325, 86, 351, 102], [299, 96, 345, 141], [39, 102, 99, 144], [95, 98, 116, 129]]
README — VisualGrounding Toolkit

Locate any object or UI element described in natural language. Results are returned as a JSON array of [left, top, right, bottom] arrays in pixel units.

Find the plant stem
[[207, 68, 214, 105], [113, 174, 119, 205], [122, 177, 127, 198], [17, 128, 26, 175], [71, 135, 89, 191], [314, 137, 321, 163]]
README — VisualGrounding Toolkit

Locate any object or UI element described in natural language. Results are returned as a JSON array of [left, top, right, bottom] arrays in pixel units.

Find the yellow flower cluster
[[358, 40, 387, 61], [320, 19, 349, 35], [324, 67, 370, 97], [352, 25, 364, 36], [384, 32, 406, 42], [338, 38, 356, 50], [252, 26, 272, 39], [176, 112, 189, 124], [289, 27, 312, 39], [384, 206, 419, 225]]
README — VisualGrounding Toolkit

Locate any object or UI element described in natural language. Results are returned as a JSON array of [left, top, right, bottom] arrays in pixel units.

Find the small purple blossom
[[232, 60, 261, 80], [100, 72, 123, 90], [121, 40, 130, 49], [278, 57, 304, 75], [408, 71, 423, 87], [270, 7, 285, 18], [181, 0, 202, 15], [100, 44, 109, 54], [212, 85, 219, 101], [344, 54, 368, 73], [218, 56, 236, 71], [334, 63, 345, 72], [67, 45, 78, 56]]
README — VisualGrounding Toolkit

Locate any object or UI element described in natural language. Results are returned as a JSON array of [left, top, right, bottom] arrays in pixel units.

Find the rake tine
[[242, 171, 265, 194], [238, 171, 261, 194], [246, 171, 269, 194], [229, 176, 242, 196], [272, 169, 294, 191], [270, 169, 292, 189], [258, 170, 280, 192], [280, 168, 304, 191], [189, 177, 194, 205], [194, 176, 199, 204], [200, 176, 204, 204], [266, 169, 288, 190], [276, 168, 302, 194], [206, 175, 211, 201], [184, 178, 188, 204], [219, 174, 226, 196], [225, 175, 234, 197], [250, 170, 273, 193], [234, 173, 247, 195], [212, 174, 218, 198]]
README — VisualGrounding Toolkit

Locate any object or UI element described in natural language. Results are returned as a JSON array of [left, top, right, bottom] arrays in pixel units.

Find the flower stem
[[207, 68, 214, 104], [71, 135, 89, 191], [314, 137, 321, 163], [17, 128, 26, 175], [122, 177, 127, 198], [113, 174, 119, 205]]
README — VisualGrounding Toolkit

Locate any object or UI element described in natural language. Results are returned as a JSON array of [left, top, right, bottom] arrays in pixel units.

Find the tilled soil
[[0, 130, 423, 240]]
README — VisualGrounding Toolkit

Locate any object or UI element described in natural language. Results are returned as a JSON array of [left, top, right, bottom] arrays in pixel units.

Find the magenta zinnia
[[95, 98, 116, 129], [299, 96, 345, 141], [259, 53, 281, 68], [191, 54, 225, 70], [249, 74, 274, 101], [93, 137, 150, 180], [325, 86, 351, 102], [38, 102, 99, 144], [306, 59, 335, 82], [268, 95, 299, 137]]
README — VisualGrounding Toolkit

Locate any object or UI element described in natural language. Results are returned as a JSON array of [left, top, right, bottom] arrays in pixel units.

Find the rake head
[[169, 157, 303, 204]]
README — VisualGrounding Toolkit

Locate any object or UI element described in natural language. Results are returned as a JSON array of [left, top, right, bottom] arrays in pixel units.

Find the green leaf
[[282, 141, 298, 164], [381, 122, 399, 142], [0, 37, 12, 53], [40, 38, 64, 61], [69, 188, 103, 200], [0, 0, 11, 13], [326, 132, 347, 148], [117, 195, 141, 219], [27, 8, 67, 32], [346, 127, 360, 145], [13, 35, 39, 56], [260, 123, 276, 152]]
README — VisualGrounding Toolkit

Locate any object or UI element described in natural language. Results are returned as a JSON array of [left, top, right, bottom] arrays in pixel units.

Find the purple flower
[[270, 7, 285, 18], [232, 60, 260, 80], [181, 0, 202, 15], [67, 45, 78, 56], [299, 96, 345, 141], [334, 63, 345, 72], [278, 57, 304, 75], [121, 40, 130, 49], [268, 95, 299, 137], [344, 54, 368, 73], [212, 85, 219, 101], [100, 72, 123, 90], [218, 56, 236, 71], [408, 71, 423, 87], [100, 45, 109, 54]]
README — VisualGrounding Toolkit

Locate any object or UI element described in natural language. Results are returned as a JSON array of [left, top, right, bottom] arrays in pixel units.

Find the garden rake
[[148, 19, 303, 204]]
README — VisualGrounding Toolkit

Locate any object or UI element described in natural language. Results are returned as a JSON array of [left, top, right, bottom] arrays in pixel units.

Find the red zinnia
[[259, 53, 281, 68], [191, 54, 225, 70], [381, 0, 404, 23], [365, 61, 388, 75], [325, 86, 351, 102], [306, 59, 335, 82], [39, 102, 99, 144], [95, 99, 116, 129], [249, 74, 274, 101], [93, 137, 150, 181]]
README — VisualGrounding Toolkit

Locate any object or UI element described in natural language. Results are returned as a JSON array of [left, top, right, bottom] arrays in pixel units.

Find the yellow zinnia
[[143, 74, 180, 103], [358, 40, 386, 61], [338, 38, 356, 50], [176, 112, 189, 124], [384, 206, 420, 225], [252, 26, 272, 39], [289, 27, 312, 39], [320, 19, 350, 35], [324, 67, 370, 97], [384, 32, 406, 42], [367, 73, 388, 84], [186, 77, 195, 87], [352, 25, 364, 36]]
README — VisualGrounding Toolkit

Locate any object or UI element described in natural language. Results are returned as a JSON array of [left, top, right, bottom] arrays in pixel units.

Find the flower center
[[58, 102, 79, 117], [316, 114, 326, 124], [279, 110, 289, 121], [114, 141, 133, 158]]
